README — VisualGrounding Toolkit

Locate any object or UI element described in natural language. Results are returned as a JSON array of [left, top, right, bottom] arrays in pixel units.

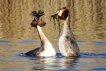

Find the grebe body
[[25, 10, 56, 57], [51, 7, 80, 57]]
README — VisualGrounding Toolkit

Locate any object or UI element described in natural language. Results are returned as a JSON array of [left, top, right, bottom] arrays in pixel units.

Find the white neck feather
[[62, 14, 75, 39], [37, 25, 49, 43]]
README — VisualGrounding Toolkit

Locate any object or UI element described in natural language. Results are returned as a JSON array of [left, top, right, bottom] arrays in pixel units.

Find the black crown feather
[[32, 10, 44, 17]]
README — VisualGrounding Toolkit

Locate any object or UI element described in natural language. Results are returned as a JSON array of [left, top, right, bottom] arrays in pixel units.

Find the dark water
[[0, 39, 106, 71]]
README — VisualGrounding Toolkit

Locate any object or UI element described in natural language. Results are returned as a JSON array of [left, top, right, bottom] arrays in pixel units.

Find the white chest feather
[[40, 42, 56, 57], [59, 35, 68, 56]]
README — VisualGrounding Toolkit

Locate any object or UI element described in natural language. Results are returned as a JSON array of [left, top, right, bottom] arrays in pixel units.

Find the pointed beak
[[50, 11, 60, 19]]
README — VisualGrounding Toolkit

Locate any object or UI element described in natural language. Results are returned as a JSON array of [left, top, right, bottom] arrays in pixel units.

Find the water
[[0, 0, 106, 71], [0, 39, 106, 71]]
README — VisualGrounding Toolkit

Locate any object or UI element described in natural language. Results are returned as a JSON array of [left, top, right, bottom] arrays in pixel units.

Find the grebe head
[[51, 7, 69, 20], [57, 7, 69, 20], [50, 7, 69, 35], [31, 10, 46, 27]]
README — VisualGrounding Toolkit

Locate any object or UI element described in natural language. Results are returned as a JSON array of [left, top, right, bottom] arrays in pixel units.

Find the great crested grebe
[[51, 7, 80, 57], [25, 10, 56, 57]]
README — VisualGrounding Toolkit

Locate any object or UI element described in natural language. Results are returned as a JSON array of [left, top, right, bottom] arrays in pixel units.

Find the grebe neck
[[37, 25, 49, 43], [62, 14, 75, 39]]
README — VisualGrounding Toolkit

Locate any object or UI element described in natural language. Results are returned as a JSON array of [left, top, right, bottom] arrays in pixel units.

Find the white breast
[[40, 42, 56, 57], [58, 35, 68, 56]]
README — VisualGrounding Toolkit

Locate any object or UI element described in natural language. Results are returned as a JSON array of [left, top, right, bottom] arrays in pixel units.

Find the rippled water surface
[[0, 0, 106, 71], [0, 38, 106, 71]]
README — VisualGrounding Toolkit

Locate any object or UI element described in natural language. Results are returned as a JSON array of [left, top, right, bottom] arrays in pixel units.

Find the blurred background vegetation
[[0, 0, 106, 41]]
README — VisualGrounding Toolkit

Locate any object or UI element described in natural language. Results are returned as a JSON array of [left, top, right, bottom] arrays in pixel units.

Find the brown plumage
[[58, 7, 69, 20], [38, 19, 46, 27], [31, 19, 38, 27], [31, 19, 46, 27], [31, 10, 46, 27]]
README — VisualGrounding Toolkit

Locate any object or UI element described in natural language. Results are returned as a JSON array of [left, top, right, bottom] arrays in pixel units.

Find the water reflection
[[0, 39, 106, 71], [58, 57, 78, 69], [31, 56, 78, 70], [32, 57, 57, 70]]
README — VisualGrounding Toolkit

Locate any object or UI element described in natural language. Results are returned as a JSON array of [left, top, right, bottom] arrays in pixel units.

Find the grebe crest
[[31, 10, 46, 27]]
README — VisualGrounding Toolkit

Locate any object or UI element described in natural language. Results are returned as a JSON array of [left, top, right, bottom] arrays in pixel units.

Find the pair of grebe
[[25, 7, 80, 57]]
